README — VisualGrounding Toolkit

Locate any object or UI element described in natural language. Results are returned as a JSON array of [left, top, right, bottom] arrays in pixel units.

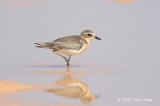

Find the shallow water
[[0, 0, 160, 106], [0, 62, 159, 106]]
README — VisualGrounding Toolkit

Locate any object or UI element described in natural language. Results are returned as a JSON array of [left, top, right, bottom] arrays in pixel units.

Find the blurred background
[[0, 0, 160, 106]]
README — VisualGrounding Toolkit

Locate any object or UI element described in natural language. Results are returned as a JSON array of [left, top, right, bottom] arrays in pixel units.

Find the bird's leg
[[67, 56, 71, 66], [65, 56, 71, 66], [55, 52, 68, 64], [53, 51, 71, 66]]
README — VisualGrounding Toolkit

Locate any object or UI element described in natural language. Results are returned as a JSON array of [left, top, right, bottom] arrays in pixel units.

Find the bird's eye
[[88, 34, 92, 36]]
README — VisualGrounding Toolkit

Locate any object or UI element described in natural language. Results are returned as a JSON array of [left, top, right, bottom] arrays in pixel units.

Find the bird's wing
[[44, 36, 83, 50]]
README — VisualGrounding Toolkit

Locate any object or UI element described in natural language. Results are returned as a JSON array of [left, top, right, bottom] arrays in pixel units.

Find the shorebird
[[35, 30, 101, 66]]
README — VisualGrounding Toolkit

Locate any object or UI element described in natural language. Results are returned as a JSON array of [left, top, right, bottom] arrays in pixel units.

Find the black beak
[[95, 36, 101, 40]]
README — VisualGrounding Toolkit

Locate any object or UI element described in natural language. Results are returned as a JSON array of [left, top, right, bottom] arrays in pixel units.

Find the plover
[[35, 30, 101, 66]]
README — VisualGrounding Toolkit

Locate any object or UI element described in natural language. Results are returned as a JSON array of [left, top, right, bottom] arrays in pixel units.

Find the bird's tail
[[35, 41, 55, 49], [35, 42, 44, 48]]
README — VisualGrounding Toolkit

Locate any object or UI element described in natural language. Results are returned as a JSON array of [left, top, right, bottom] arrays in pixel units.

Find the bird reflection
[[45, 66, 100, 104]]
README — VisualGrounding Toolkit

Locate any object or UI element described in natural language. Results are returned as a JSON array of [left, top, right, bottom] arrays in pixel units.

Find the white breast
[[57, 42, 90, 56]]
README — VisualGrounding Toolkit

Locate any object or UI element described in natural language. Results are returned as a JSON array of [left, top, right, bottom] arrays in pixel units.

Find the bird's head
[[80, 30, 101, 41]]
